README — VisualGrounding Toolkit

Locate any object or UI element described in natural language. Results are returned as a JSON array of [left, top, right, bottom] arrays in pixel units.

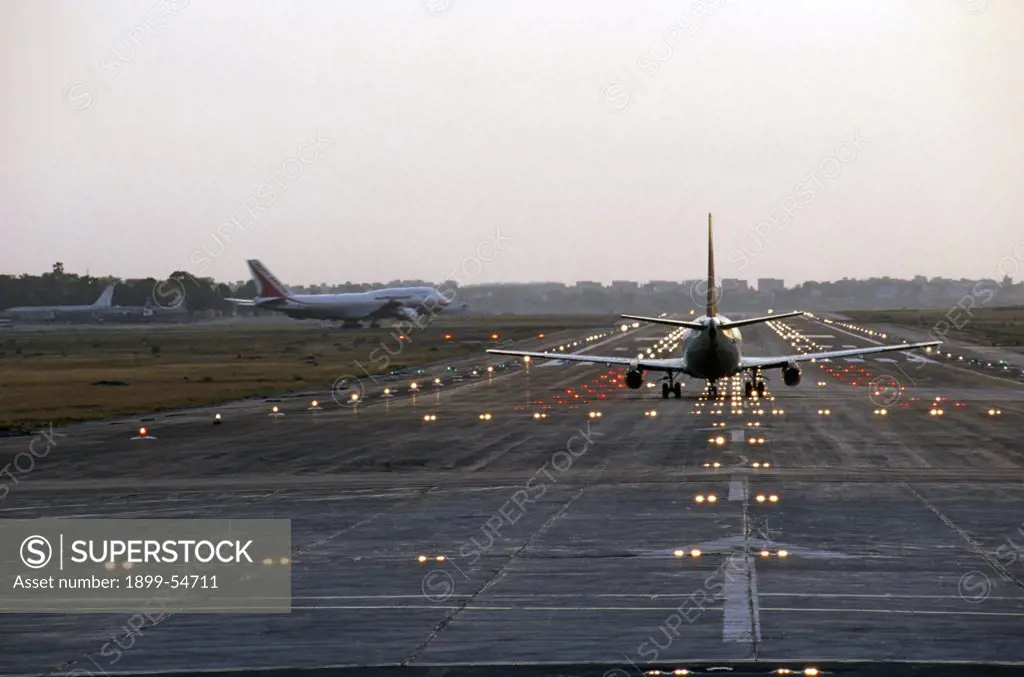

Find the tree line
[[0, 263, 256, 312]]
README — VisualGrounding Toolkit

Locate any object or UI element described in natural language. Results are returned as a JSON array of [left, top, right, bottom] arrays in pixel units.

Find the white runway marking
[[728, 476, 748, 501], [723, 475, 760, 645]]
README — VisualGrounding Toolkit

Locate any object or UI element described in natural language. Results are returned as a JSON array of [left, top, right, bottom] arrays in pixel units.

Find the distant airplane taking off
[[225, 259, 461, 327], [3, 284, 116, 321], [488, 213, 941, 399]]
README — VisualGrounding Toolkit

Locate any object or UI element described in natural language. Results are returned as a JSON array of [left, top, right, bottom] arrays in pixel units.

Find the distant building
[[758, 278, 785, 293]]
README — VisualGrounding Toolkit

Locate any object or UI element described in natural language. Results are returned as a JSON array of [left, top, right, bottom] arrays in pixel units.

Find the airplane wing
[[486, 348, 684, 372], [620, 314, 704, 329], [739, 341, 941, 370], [224, 298, 256, 307]]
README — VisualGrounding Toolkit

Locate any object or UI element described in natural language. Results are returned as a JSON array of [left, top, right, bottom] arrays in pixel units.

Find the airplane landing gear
[[744, 372, 767, 398], [707, 380, 718, 399], [662, 374, 683, 399]]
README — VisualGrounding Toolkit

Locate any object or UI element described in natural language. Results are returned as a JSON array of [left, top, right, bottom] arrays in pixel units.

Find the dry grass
[[0, 315, 615, 430], [842, 306, 1024, 348]]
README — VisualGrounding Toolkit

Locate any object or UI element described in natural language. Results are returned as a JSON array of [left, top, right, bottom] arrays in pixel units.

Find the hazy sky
[[1, 0, 1021, 286]]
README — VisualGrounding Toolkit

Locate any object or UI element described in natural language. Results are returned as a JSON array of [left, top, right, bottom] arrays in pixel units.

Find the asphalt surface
[[2, 315, 1024, 675]]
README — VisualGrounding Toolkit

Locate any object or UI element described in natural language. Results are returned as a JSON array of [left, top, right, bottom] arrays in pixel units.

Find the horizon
[[2, 2, 1022, 286]]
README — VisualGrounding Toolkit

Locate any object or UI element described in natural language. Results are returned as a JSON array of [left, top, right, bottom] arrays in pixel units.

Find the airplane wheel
[[662, 383, 670, 399], [756, 383, 766, 397], [744, 382, 754, 398], [673, 383, 682, 399]]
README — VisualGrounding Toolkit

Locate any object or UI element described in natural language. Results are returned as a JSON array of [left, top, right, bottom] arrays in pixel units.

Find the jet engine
[[782, 363, 802, 387], [396, 307, 421, 322], [625, 369, 644, 389]]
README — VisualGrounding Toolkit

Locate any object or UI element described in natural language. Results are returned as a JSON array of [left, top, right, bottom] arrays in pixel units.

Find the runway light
[[213, 414, 222, 424], [422, 414, 437, 422], [778, 549, 789, 558], [769, 494, 779, 503], [487, 366, 494, 373], [417, 555, 427, 563], [714, 436, 725, 446], [760, 549, 771, 558], [410, 382, 419, 390], [523, 355, 531, 363], [803, 668, 818, 677], [988, 409, 1002, 416], [478, 412, 493, 421], [756, 494, 766, 503], [695, 495, 705, 503], [435, 555, 445, 562], [707, 494, 718, 503], [690, 549, 701, 558], [674, 549, 685, 557]]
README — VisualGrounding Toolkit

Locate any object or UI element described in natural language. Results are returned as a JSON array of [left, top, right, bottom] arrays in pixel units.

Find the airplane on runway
[[487, 213, 941, 399], [225, 259, 464, 327], [3, 284, 116, 321]]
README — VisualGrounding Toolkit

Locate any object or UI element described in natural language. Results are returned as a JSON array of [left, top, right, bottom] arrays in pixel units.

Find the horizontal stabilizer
[[718, 311, 804, 329], [620, 314, 704, 329]]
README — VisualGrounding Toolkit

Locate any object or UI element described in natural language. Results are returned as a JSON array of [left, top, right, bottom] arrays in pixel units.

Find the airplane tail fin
[[706, 212, 717, 317], [92, 284, 115, 307], [247, 260, 291, 299]]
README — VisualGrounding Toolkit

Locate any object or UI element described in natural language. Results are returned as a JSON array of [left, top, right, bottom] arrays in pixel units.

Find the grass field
[[842, 306, 1024, 348], [0, 315, 617, 431]]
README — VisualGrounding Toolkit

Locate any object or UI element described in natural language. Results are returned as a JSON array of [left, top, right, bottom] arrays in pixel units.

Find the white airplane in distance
[[3, 284, 116, 321], [488, 213, 941, 399], [226, 259, 460, 327]]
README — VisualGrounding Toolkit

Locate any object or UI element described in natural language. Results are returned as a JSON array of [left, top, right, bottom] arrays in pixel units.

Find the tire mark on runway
[[464, 435, 533, 472], [401, 458, 612, 666], [902, 483, 1024, 596], [32, 485, 440, 677]]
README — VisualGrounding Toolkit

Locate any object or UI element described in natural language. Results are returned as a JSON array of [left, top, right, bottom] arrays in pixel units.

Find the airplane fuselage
[[255, 286, 451, 321], [679, 315, 743, 380]]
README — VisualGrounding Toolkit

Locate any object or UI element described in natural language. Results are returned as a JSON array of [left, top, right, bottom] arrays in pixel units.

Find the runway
[[2, 316, 1024, 675]]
